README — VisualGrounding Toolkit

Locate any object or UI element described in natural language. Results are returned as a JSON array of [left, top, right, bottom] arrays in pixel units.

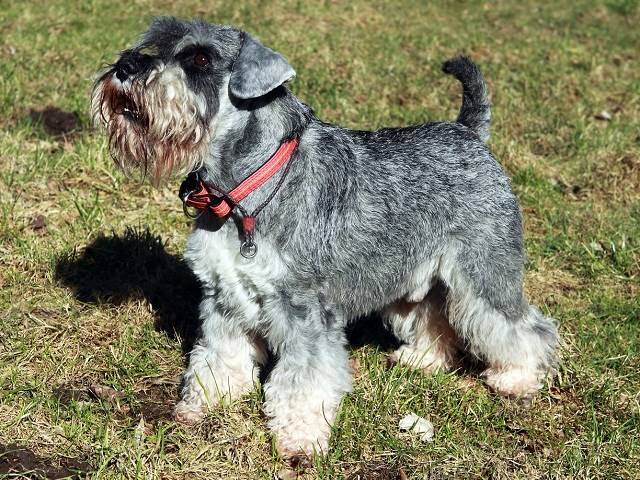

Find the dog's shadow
[[55, 227, 201, 352], [54, 227, 399, 357]]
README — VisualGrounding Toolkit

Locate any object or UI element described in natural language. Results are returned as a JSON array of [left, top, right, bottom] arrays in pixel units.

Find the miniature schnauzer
[[92, 17, 558, 465]]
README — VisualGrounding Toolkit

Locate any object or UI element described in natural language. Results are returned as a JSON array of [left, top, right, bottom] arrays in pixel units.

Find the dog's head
[[91, 17, 296, 183]]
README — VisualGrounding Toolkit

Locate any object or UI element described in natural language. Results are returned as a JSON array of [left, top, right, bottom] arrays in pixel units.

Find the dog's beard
[[90, 66, 210, 184]]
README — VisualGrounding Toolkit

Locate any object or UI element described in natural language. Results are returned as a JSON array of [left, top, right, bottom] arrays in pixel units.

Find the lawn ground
[[1, 1, 639, 478]]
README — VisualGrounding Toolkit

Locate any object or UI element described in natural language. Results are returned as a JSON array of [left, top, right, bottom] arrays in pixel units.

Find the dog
[[91, 17, 558, 466]]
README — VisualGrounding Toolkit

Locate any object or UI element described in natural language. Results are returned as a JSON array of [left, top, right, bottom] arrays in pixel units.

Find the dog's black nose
[[115, 52, 146, 82]]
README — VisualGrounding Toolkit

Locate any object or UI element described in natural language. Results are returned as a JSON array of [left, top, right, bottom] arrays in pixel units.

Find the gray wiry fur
[[442, 56, 491, 142], [229, 33, 296, 100], [91, 17, 559, 466]]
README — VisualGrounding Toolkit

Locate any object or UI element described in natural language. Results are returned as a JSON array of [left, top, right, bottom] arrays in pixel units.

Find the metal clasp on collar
[[240, 217, 258, 258], [181, 190, 203, 219], [179, 171, 205, 219]]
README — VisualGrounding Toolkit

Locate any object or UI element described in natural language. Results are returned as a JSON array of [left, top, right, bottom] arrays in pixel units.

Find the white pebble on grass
[[399, 413, 435, 442]]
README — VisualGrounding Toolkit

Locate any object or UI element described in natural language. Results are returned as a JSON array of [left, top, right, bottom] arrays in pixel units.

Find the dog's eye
[[194, 53, 210, 67]]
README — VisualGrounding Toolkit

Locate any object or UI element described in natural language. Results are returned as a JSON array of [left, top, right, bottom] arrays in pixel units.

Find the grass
[[1, 0, 638, 478]]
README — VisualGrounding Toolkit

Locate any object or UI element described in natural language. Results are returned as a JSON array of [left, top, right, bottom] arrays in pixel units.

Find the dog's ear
[[229, 33, 296, 100]]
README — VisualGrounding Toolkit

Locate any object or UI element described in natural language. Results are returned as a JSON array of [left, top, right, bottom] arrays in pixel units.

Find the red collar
[[179, 137, 299, 257]]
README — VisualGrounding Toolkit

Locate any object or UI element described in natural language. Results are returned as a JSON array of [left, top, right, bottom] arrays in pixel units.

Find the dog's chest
[[185, 226, 289, 321]]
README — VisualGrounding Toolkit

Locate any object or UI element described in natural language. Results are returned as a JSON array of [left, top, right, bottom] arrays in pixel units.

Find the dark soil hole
[[52, 380, 177, 425], [0, 443, 92, 478], [52, 383, 92, 406], [346, 462, 408, 480], [28, 106, 80, 137], [134, 383, 177, 424]]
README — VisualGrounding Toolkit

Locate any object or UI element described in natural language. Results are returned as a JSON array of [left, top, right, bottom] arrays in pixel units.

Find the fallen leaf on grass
[[134, 415, 154, 446], [276, 467, 299, 479], [89, 384, 130, 412], [89, 384, 124, 402], [148, 377, 180, 386], [28, 214, 47, 235], [594, 110, 612, 121]]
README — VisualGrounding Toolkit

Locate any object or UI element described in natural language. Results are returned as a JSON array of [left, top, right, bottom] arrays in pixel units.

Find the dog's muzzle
[[110, 93, 139, 120]]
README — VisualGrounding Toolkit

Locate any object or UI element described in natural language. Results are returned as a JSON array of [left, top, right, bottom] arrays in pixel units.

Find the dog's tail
[[442, 56, 491, 143]]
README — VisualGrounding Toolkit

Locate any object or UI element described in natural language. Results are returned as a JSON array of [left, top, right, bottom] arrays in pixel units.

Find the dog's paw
[[482, 366, 543, 405], [276, 433, 324, 471], [283, 453, 312, 471], [386, 345, 451, 375], [173, 399, 207, 425]]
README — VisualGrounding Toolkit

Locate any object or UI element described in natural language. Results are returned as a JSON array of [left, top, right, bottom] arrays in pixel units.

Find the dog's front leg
[[173, 296, 267, 424], [263, 309, 352, 466]]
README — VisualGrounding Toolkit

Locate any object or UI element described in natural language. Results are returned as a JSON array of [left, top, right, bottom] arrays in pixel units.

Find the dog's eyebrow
[[173, 44, 223, 66], [174, 36, 219, 55], [174, 41, 222, 59], [176, 43, 216, 54]]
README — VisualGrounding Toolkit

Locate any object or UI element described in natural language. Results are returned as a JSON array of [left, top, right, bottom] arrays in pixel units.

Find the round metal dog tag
[[240, 240, 257, 258]]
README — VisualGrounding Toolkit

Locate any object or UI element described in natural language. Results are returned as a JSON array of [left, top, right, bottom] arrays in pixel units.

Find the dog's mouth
[[111, 93, 140, 120]]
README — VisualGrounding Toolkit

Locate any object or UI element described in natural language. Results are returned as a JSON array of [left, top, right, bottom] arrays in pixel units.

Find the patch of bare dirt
[[346, 462, 408, 480], [0, 443, 91, 478], [53, 379, 177, 426], [28, 106, 80, 137]]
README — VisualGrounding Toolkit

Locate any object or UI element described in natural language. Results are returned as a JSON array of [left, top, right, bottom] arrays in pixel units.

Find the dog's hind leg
[[477, 303, 557, 404], [173, 297, 268, 424], [442, 245, 559, 403], [385, 281, 461, 373]]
